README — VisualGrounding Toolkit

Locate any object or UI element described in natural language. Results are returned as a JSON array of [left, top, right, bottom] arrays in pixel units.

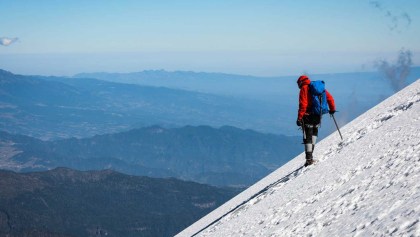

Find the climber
[[296, 75, 336, 166]]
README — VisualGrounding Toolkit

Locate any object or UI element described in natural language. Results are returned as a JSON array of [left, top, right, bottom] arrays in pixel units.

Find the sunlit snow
[[177, 79, 420, 237]]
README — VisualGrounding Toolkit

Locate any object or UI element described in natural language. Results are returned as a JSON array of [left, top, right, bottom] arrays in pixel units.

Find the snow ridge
[[177, 79, 420, 237]]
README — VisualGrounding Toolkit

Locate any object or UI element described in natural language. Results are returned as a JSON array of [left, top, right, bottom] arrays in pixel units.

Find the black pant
[[303, 114, 320, 144]]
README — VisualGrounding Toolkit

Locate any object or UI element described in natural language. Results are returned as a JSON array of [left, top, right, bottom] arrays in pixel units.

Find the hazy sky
[[0, 0, 419, 76]]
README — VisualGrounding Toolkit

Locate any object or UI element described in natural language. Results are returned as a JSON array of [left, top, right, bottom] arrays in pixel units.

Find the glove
[[296, 119, 302, 127], [329, 110, 336, 115]]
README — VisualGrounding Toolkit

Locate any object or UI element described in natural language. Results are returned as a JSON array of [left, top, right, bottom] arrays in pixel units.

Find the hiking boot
[[304, 152, 314, 167], [304, 158, 314, 167]]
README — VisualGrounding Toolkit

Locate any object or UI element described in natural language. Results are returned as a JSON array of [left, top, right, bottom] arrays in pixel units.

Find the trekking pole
[[330, 113, 343, 140]]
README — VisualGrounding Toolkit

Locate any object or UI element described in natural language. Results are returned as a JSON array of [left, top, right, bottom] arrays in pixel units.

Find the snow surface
[[177, 79, 420, 237]]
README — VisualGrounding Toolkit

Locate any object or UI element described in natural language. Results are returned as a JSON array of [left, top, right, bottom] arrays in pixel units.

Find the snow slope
[[176, 79, 420, 237]]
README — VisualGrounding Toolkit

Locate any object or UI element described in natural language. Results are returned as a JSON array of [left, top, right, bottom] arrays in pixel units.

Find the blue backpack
[[309, 80, 329, 115]]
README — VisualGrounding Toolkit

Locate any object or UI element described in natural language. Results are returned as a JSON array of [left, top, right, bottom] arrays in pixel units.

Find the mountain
[[74, 70, 278, 97], [74, 68, 420, 138], [0, 167, 238, 237], [0, 69, 280, 140], [3, 69, 420, 140], [74, 68, 420, 100], [0, 125, 301, 187], [176, 79, 420, 236]]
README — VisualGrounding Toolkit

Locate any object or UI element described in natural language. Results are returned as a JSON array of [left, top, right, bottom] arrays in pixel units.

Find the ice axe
[[330, 113, 343, 140]]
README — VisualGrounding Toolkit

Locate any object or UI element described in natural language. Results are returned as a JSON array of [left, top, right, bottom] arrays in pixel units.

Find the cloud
[[369, 1, 383, 10], [369, 1, 412, 32], [0, 37, 19, 46], [375, 48, 412, 92], [401, 12, 412, 26]]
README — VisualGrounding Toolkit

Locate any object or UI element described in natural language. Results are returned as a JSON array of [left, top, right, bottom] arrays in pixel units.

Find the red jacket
[[297, 79, 336, 120]]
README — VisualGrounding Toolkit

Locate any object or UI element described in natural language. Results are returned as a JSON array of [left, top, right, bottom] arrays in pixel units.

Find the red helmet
[[297, 75, 310, 88]]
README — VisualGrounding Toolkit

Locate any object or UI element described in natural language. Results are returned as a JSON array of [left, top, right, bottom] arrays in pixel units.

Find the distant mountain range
[[2, 68, 419, 139], [0, 167, 238, 237], [0, 69, 282, 140], [75, 70, 292, 99], [74, 68, 420, 99], [74, 68, 420, 138], [0, 126, 300, 187]]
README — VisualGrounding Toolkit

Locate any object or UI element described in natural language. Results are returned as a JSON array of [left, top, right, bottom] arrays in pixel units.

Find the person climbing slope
[[296, 75, 336, 166]]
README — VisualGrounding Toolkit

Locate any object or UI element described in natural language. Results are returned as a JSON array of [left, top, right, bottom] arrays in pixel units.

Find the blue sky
[[0, 0, 419, 76]]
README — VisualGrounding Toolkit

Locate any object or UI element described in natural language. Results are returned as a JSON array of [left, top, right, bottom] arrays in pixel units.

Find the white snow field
[[176, 79, 420, 237]]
